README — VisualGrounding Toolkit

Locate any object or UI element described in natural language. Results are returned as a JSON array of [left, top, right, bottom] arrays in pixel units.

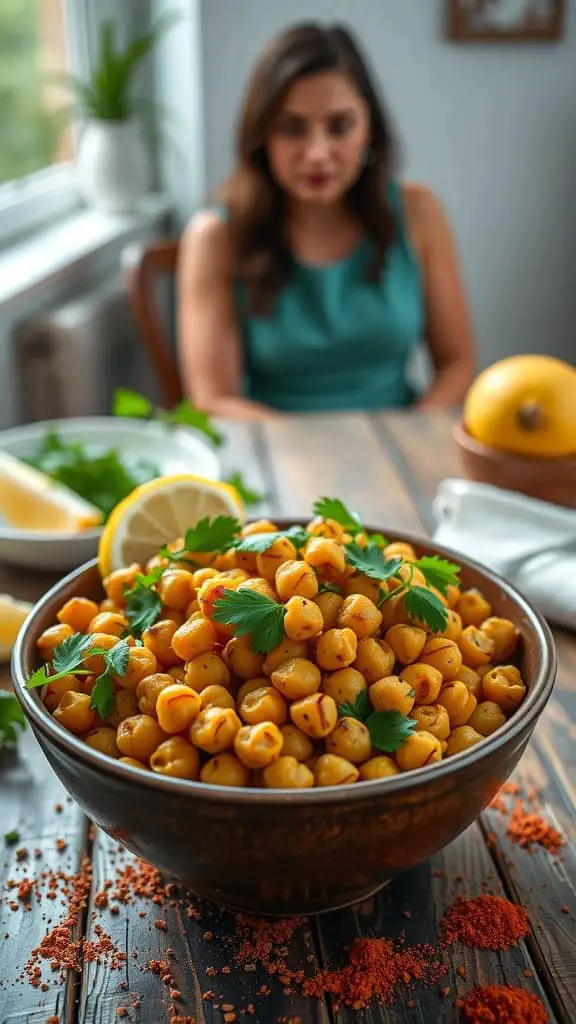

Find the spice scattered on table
[[458, 984, 548, 1023], [507, 800, 565, 855], [440, 894, 530, 950]]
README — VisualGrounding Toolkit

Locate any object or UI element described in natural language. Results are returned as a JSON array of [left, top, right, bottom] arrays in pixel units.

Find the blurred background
[[0, 0, 574, 430]]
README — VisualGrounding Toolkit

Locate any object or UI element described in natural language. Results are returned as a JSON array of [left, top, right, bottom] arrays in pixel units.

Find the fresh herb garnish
[[337, 690, 416, 754], [403, 587, 449, 634], [90, 639, 130, 718], [162, 516, 242, 566], [233, 525, 309, 554], [413, 555, 460, 596], [0, 692, 26, 747], [313, 497, 362, 533], [344, 543, 402, 582], [318, 582, 343, 595], [376, 555, 458, 632], [113, 389, 224, 447], [4, 829, 20, 844], [224, 471, 265, 507], [52, 633, 95, 676], [213, 588, 286, 653], [27, 634, 130, 718], [123, 566, 165, 637]]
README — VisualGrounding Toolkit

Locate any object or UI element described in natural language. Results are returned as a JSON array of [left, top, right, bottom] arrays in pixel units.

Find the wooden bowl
[[12, 527, 556, 916], [454, 419, 576, 508]]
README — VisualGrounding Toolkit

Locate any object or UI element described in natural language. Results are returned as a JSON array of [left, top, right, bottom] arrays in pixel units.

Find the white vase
[[76, 120, 152, 215]]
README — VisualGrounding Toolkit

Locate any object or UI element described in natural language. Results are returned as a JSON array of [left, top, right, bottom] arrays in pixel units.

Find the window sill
[[0, 194, 172, 313]]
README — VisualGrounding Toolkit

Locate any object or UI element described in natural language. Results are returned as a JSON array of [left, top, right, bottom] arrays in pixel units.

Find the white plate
[[0, 417, 221, 572]]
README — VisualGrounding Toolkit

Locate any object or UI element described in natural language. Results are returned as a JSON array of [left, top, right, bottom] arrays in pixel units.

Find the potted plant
[[59, 14, 176, 214]]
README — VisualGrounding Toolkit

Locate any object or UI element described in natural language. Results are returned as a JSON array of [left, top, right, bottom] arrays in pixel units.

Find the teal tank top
[[235, 181, 423, 412]]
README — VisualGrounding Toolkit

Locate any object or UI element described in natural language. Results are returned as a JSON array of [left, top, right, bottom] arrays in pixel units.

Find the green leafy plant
[[0, 692, 26, 748], [232, 525, 309, 554], [27, 634, 130, 719], [213, 589, 286, 654], [113, 389, 224, 448], [337, 690, 417, 754]]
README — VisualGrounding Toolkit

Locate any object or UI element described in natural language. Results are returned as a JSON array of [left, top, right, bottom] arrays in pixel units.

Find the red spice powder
[[303, 937, 446, 1010], [232, 914, 306, 989], [440, 895, 530, 950], [507, 801, 565, 855], [458, 985, 548, 1023]]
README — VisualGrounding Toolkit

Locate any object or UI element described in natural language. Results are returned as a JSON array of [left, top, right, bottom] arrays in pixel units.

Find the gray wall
[[200, 0, 576, 369]]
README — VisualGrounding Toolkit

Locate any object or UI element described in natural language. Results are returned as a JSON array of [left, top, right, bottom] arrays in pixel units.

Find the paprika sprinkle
[[507, 801, 565, 856], [458, 984, 548, 1023], [440, 895, 530, 950]]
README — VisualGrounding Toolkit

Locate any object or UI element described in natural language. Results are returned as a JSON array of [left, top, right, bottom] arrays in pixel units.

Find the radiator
[[11, 274, 161, 422]]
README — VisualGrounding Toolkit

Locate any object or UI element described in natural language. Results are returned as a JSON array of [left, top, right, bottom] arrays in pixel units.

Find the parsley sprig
[[312, 497, 387, 547], [27, 633, 130, 718], [232, 525, 309, 554], [162, 515, 242, 565], [213, 588, 285, 653], [123, 566, 165, 637], [337, 690, 416, 754], [0, 692, 26, 748], [377, 556, 460, 633]]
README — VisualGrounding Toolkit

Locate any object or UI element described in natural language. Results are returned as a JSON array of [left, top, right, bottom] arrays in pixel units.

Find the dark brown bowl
[[454, 418, 576, 508], [12, 525, 556, 916]]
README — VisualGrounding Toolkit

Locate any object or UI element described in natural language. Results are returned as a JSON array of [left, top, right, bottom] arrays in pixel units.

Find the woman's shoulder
[[180, 208, 233, 277], [397, 181, 452, 260]]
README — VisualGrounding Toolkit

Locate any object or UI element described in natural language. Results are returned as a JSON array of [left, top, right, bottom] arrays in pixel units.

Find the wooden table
[[1, 411, 575, 1024]]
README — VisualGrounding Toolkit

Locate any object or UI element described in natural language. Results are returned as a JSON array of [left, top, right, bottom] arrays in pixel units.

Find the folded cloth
[[432, 478, 576, 630]]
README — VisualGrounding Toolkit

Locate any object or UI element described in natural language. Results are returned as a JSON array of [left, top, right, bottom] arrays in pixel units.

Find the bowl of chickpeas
[[12, 512, 556, 915]]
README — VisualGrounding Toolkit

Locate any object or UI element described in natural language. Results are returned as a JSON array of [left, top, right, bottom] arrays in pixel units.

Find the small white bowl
[[0, 417, 221, 572]]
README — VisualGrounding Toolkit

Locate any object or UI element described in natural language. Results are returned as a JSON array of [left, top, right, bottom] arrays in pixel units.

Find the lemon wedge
[[0, 594, 33, 661], [98, 474, 245, 577], [0, 452, 103, 532]]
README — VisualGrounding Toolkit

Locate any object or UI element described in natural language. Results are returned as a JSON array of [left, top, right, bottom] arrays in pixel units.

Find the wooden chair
[[122, 238, 183, 408]]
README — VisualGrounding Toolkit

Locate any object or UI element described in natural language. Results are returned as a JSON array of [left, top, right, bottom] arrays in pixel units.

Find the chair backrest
[[122, 237, 182, 408]]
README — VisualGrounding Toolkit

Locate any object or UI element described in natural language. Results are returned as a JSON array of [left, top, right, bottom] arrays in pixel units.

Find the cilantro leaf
[[26, 666, 51, 689], [112, 388, 154, 419], [213, 588, 286, 653], [233, 525, 309, 554], [365, 711, 417, 753], [344, 544, 402, 582], [318, 582, 343, 595], [124, 583, 163, 638], [180, 516, 241, 554], [161, 400, 224, 448], [337, 689, 371, 722], [52, 633, 94, 674], [0, 692, 26, 747], [4, 829, 20, 844], [404, 586, 448, 633], [414, 556, 460, 596], [104, 640, 130, 678], [224, 471, 265, 507], [90, 674, 115, 718], [313, 497, 362, 533], [365, 532, 388, 548]]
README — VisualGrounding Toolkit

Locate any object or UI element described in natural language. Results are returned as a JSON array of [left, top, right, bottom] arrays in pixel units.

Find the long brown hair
[[219, 22, 398, 315]]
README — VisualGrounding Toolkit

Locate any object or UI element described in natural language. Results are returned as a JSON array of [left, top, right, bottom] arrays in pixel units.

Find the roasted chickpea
[[185, 599, 200, 619], [359, 756, 400, 781], [420, 637, 463, 680], [241, 518, 279, 537], [105, 689, 139, 727], [480, 617, 520, 660], [263, 755, 315, 789], [223, 635, 265, 680], [57, 597, 99, 633], [395, 563, 427, 588], [197, 577, 243, 638], [136, 673, 175, 716], [116, 714, 167, 761], [314, 754, 359, 787], [289, 693, 338, 739], [353, 638, 395, 683], [378, 591, 407, 630], [337, 594, 382, 638], [262, 638, 309, 676], [255, 537, 298, 582], [87, 611, 127, 638], [315, 628, 358, 671], [150, 737, 200, 779], [467, 700, 507, 737], [239, 686, 288, 726], [457, 589, 493, 627], [384, 541, 416, 562], [84, 726, 119, 758], [455, 665, 483, 699], [156, 569, 195, 610], [385, 624, 426, 665], [189, 706, 241, 754], [99, 598, 121, 613], [102, 563, 142, 606], [168, 665, 187, 683], [270, 657, 321, 700], [396, 731, 443, 771], [306, 516, 346, 541], [37, 623, 74, 661], [231, 547, 258, 574], [170, 615, 216, 662], [410, 704, 450, 741], [234, 722, 284, 768], [477, 662, 495, 679], [192, 567, 218, 589], [313, 590, 344, 630], [325, 718, 372, 763], [345, 573, 383, 604], [155, 684, 202, 733], [458, 626, 494, 668], [369, 676, 415, 715], [432, 609, 462, 643], [161, 608, 188, 627], [42, 674, 84, 712], [303, 536, 346, 580], [184, 652, 230, 692], [481, 666, 527, 712], [275, 559, 318, 601], [445, 584, 461, 609], [53, 691, 96, 733], [239, 577, 279, 602], [200, 684, 236, 710], [200, 753, 250, 787], [284, 596, 324, 641], [236, 677, 269, 704], [322, 667, 367, 705], [279, 724, 314, 762], [437, 682, 477, 727], [141, 618, 181, 666], [399, 663, 443, 705], [119, 756, 147, 770], [445, 725, 484, 756], [115, 646, 158, 690]]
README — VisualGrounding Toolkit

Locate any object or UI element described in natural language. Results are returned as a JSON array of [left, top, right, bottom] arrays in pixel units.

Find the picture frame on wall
[[448, 0, 565, 42]]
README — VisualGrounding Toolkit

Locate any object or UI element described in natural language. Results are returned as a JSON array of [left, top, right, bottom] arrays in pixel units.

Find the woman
[[178, 22, 475, 419]]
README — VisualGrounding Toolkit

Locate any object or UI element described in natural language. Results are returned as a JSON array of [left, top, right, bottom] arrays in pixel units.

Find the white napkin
[[432, 478, 576, 630]]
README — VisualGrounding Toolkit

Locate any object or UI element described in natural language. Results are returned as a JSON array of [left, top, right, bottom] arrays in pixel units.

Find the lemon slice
[[98, 474, 245, 576], [0, 452, 103, 532], [0, 594, 33, 661]]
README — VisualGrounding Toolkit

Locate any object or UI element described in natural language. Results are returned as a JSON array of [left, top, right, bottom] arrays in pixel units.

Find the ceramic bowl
[[12, 526, 556, 915]]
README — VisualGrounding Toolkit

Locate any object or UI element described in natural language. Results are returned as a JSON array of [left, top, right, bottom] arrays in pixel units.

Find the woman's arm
[[177, 210, 277, 421], [404, 185, 476, 409]]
